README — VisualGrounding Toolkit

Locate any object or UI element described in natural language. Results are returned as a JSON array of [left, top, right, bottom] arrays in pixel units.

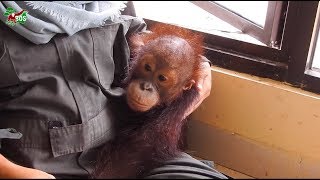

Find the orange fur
[[129, 23, 205, 84], [93, 24, 205, 179]]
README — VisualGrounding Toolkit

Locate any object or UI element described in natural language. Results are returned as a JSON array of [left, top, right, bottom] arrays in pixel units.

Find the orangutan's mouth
[[127, 97, 151, 111]]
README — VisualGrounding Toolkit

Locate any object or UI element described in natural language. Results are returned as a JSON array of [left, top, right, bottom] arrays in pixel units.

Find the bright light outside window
[[133, 1, 268, 46], [311, 32, 320, 70], [214, 1, 268, 27], [308, 3, 320, 72]]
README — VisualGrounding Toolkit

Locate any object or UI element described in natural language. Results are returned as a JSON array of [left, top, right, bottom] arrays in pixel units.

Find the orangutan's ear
[[130, 31, 153, 50], [183, 79, 196, 91], [130, 34, 145, 49]]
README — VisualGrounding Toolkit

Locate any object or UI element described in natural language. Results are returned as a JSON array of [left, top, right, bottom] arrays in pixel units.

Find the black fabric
[[144, 153, 228, 179]]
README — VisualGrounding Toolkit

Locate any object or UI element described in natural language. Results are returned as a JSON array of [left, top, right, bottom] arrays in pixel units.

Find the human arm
[[184, 56, 212, 118]]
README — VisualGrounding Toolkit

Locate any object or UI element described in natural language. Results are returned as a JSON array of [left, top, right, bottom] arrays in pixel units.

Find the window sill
[[211, 65, 320, 100]]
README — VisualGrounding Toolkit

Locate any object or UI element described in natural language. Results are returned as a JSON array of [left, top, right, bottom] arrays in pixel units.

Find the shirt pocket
[[89, 23, 130, 97]]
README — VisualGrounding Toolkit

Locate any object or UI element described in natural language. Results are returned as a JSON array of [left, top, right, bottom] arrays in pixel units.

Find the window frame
[[190, 1, 285, 48], [133, 1, 320, 94], [284, 1, 319, 93]]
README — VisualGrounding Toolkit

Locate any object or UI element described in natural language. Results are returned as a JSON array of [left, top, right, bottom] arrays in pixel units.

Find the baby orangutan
[[93, 23, 206, 178]]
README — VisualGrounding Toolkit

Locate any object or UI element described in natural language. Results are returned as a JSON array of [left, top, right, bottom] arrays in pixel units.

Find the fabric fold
[[0, 1, 127, 44]]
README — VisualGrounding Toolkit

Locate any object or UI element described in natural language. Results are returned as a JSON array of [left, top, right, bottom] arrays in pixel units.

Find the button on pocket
[[48, 121, 63, 129], [0, 41, 20, 88]]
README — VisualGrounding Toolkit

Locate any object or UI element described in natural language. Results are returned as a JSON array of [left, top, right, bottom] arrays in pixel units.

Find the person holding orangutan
[[0, 1, 227, 179]]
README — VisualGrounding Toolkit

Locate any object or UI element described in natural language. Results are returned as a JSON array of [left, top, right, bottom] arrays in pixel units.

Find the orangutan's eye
[[145, 64, 152, 71], [158, 75, 167, 82]]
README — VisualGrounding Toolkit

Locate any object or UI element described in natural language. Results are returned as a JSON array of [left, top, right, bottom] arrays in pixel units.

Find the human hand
[[9, 164, 56, 179], [0, 154, 55, 179], [183, 56, 212, 119]]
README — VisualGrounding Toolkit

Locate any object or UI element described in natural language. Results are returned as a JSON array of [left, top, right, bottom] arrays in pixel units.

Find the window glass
[[214, 1, 268, 27]]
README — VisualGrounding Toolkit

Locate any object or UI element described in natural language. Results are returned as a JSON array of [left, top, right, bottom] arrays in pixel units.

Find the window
[[132, 1, 320, 94], [285, 1, 319, 93], [307, 3, 320, 76], [191, 1, 284, 48]]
